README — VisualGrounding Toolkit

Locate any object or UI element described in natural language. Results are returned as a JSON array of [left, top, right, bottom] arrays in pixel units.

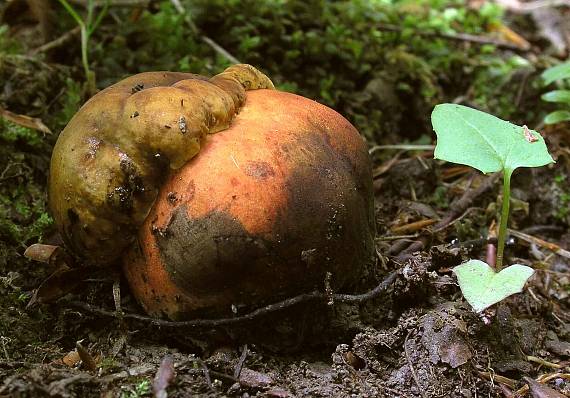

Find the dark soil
[[1, 2, 570, 397]]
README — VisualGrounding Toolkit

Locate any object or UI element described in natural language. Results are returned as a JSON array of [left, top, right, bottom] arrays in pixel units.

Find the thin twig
[[196, 359, 214, 391], [513, 372, 570, 396], [201, 36, 240, 64], [30, 27, 81, 55], [376, 23, 530, 51], [477, 370, 517, 389], [404, 330, 426, 398], [433, 172, 500, 232], [0, 162, 24, 182], [391, 219, 437, 234], [0, 337, 10, 361], [169, 0, 240, 64], [379, 234, 419, 241], [234, 345, 248, 379], [526, 355, 563, 369], [66, 271, 398, 327], [369, 144, 435, 154], [373, 151, 405, 178], [508, 228, 570, 259]]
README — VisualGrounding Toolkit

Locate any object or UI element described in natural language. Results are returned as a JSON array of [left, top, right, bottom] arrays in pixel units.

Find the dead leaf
[[25, 243, 76, 271], [0, 107, 52, 135], [438, 340, 473, 368], [153, 355, 176, 398], [24, 244, 59, 263], [524, 376, 566, 398], [344, 351, 366, 370], [76, 340, 97, 371], [62, 350, 81, 367]]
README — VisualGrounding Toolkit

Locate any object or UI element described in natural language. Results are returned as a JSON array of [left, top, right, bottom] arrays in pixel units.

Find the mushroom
[[49, 64, 274, 266], [49, 64, 375, 320]]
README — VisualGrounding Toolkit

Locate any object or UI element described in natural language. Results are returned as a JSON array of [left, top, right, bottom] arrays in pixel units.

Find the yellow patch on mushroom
[[49, 65, 274, 266]]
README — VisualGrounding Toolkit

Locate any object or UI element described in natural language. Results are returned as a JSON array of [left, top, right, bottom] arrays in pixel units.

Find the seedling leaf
[[542, 61, 570, 85], [544, 110, 570, 125], [453, 260, 534, 313], [541, 90, 570, 104], [432, 104, 554, 174]]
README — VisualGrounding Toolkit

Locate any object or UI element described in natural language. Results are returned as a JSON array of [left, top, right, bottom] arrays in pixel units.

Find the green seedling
[[57, 0, 109, 95], [432, 104, 554, 313], [541, 60, 570, 124]]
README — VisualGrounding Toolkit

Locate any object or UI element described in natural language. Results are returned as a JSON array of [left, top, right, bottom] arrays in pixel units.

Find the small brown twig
[[433, 172, 500, 232], [0, 162, 25, 182], [525, 355, 563, 369], [507, 228, 570, 259], [234, 345, 248, 379], [391, 219, 437, 235], [195, 359, 215, 391], [373, 151, 405, 178], [66, 271, 398, 328], [477, 370, 517, 389], [514, 372, 570, 396]]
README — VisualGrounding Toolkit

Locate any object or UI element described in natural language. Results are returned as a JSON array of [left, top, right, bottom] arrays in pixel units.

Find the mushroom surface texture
[[49, 65, 375, 320], [50, 64, 274, 266]]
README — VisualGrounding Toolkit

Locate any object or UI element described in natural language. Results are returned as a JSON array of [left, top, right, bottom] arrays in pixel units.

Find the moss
[[553, 174, 570, 222], [120, 378, 152, 398], [0, 119, 53, 270]]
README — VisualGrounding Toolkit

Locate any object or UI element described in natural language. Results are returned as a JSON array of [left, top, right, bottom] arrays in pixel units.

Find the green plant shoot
[[57, 0, 109, 94], [431, 104, 554, 312], [541, 60, 570, 124]]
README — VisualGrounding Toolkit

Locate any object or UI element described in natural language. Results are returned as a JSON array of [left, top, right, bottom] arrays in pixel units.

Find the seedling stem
[[496, 169, 512, 270]]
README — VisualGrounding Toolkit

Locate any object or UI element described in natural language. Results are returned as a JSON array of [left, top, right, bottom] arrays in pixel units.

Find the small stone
[[239, 368, 272, 389]]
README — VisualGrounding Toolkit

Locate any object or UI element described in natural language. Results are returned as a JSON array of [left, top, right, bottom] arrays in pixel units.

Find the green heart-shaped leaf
[[432, 104, 554, 174], [453, 260, 534, 313]]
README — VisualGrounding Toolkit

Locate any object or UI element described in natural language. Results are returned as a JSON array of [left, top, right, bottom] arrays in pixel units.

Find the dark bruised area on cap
[[152, 120, 374, 318], [122, 89, 375, 321]]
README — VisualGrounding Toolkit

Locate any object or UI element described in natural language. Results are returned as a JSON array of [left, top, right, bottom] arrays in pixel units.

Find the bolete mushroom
[[49, 64, 375, 320]]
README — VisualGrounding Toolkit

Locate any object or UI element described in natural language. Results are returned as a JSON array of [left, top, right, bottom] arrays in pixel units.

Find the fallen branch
[[66, 271, 398, 328], [376, 24, 530, 51], [30, 26, 81, 55], [170, 0, 240, 64], [507, 228, 570, 259]]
